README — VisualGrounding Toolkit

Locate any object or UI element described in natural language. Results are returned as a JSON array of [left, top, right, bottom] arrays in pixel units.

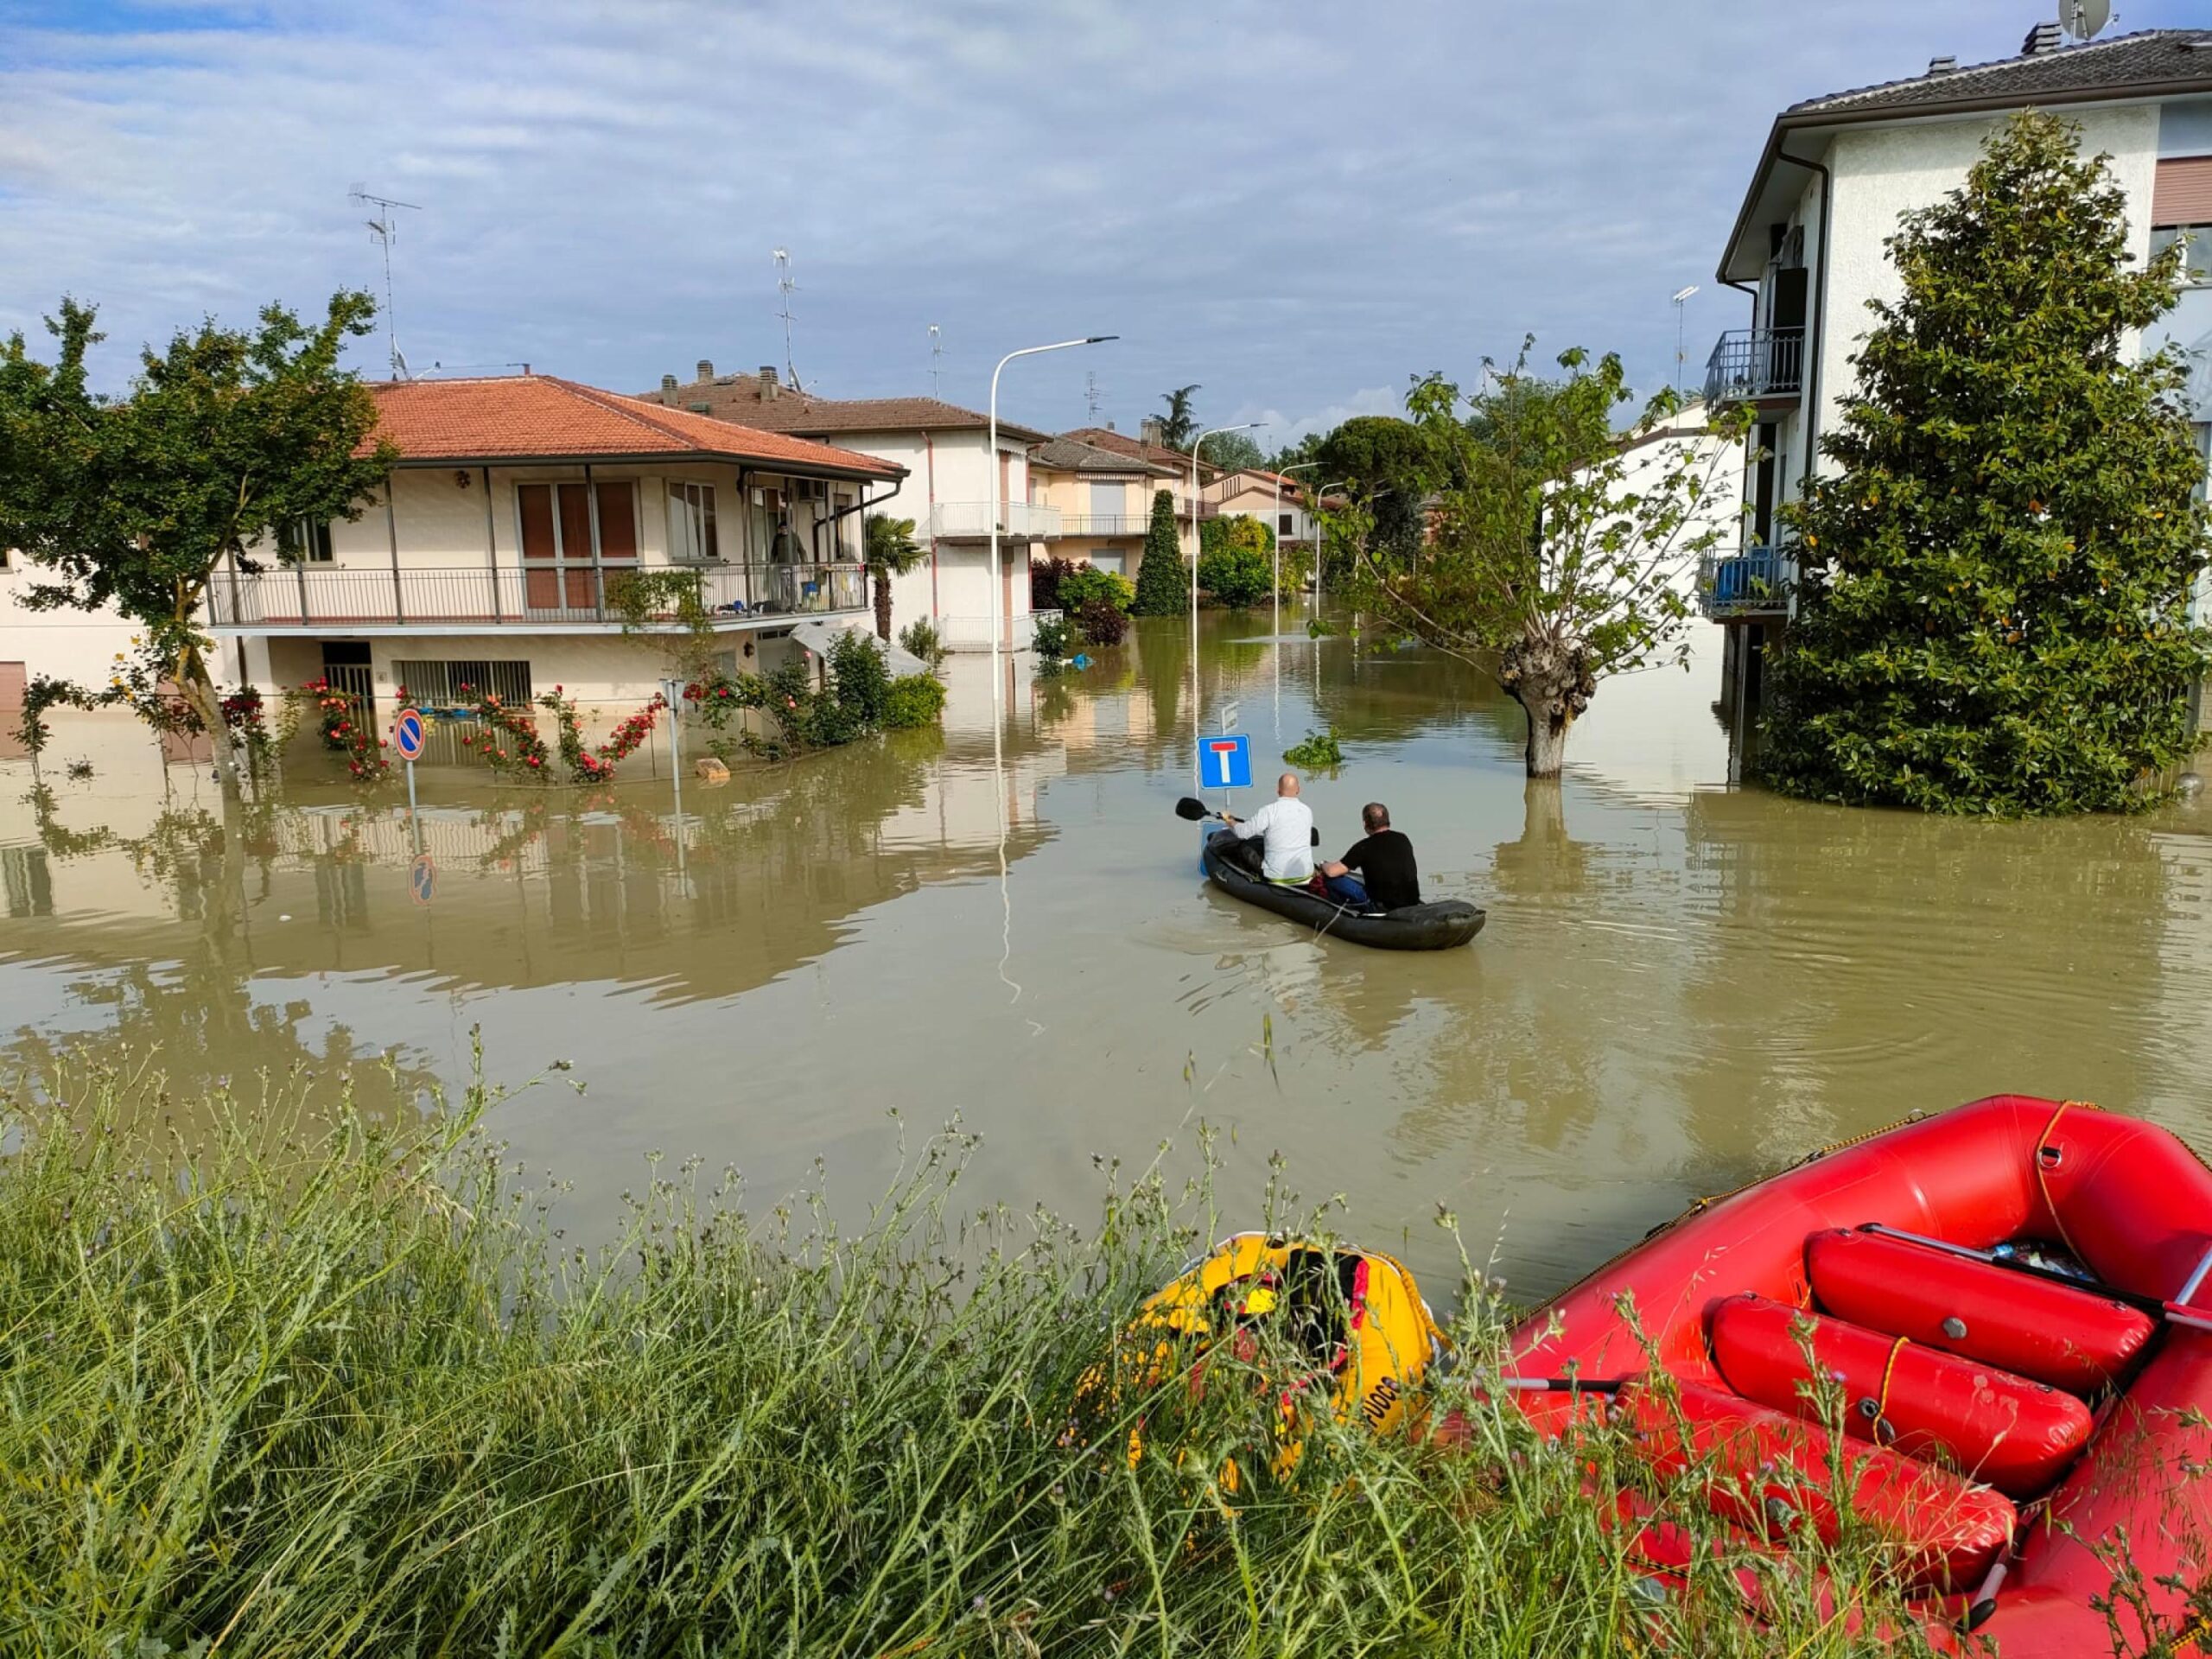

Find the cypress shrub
[[1131, 488, 1188, 616]]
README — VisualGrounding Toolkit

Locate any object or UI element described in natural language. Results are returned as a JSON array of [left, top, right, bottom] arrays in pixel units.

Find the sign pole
[[405, 758, 421, 856], [661, 677, 688, 895]]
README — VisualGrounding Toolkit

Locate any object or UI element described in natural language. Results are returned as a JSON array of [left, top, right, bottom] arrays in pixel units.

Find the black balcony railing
[[1704, 327, 1805, 407], [1696, 546, 1791, 620], [207, 561, 868, 629]]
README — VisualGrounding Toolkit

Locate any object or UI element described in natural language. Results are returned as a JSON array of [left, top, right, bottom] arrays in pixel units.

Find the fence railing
[[1703, 327, 1806, 407], [1696, 545, 1792, 619], [928, 501, 1065, 540], [207, 561, 868, 629], [1055, 513, 1151, 537], [937, 609, 1060, 652]]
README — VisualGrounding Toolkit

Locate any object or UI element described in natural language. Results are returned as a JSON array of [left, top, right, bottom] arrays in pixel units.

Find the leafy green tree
[[1201, 429, 1265, 474], [1266, 432, 1326, 474], [1762, 113, 2211, 815], [0, 293, 394, 801], [1157, 385, 1201, 450], [1197, 515, 1275, 607], [864, 512, 925, 642], [1130, 487, 1188, 616], [1344, 346, 1739, 777], [1316, 416, 1439, 570]]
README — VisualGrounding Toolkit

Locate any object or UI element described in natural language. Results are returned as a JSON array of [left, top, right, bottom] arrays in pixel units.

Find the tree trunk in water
[[175, 645, 245, 804], [874, 568, 893, 641], [1500, 637, 1597, 780]]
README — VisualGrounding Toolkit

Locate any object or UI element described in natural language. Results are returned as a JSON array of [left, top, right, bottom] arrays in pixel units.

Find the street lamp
[[1274, 460, 1322, 637], [989, 335, 1116, 709], [1671, 285, 1699, 395], [1187, 422, 1264, 792], [1314, 478, 1357, 612]]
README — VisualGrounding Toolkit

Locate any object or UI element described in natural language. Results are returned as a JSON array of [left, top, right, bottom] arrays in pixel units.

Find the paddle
[[1175, 797, 1215, 822]]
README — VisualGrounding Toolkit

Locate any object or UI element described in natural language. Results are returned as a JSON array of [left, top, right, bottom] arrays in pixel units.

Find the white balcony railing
[[929, 501, 1064, 541], [938, 609, 1060, 652], [1056, 513, 1151, 537]]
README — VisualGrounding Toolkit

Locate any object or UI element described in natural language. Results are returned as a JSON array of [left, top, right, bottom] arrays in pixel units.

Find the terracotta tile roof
[[1030, 435, 1176, 475], [639, 372, 1050, 444], [364, 376, 905, 479], [1786, 28, 2212, 120], [1060, 426, 1219, 476]]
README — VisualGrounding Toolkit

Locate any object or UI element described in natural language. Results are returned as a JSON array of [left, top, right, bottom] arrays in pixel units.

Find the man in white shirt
[[1222, 772, 1316, 886]]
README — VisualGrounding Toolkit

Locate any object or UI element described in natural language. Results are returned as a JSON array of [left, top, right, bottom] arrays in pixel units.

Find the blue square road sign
[[1199, 734, 1252, 790]]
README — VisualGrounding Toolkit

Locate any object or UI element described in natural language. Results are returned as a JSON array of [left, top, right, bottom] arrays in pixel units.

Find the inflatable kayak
[[1201, 830, 1484, 950], [1495, 1096, 2212, 1656]]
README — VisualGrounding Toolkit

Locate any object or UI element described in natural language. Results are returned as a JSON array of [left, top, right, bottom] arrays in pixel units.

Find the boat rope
[[1873, 1333, 1910, 1433], [2036, 1100, 2095, 1262]]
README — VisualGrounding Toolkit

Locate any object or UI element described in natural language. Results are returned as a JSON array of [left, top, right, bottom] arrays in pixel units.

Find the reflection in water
[[5, 615, 2212, 1298]]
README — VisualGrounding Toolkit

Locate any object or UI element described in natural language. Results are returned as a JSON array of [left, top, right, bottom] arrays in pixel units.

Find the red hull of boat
[[1503, 1096, 2212, 1657]]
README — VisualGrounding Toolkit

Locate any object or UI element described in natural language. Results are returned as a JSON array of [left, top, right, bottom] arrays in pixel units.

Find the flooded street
[[6, 613, 2212, 1300]]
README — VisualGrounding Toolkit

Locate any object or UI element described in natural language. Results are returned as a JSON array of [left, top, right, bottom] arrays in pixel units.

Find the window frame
[[668, 480, 721, 563]]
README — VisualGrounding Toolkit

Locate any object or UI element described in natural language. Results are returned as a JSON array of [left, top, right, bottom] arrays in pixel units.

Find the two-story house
[[1025, 435, 1177, 578], [1057, 423, 1223, 569], [208, 373, 905, 728], [642, 363, 1052, 651], [1699, 23, 2212, 730]]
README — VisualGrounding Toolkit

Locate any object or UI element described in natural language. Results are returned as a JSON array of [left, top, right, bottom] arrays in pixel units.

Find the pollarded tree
[[1761, 112, 2212, 815], [1130, 487, 1187, 616], [1344, 346, 1742, 777], [0, 294, 395, 802]]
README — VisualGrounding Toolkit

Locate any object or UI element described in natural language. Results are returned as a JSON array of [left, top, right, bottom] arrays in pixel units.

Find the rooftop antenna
[[1670, 285, 1700, 395], [772, 248, 803, 391], [2063, 0, 2111, 39], [1085, 370, 1103, 422], [929, 323, 943, 397], [349, 184, 420, 379]]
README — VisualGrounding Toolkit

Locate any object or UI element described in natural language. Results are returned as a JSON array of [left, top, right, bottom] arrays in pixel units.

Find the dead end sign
[[1199, 734, 1251, 790]]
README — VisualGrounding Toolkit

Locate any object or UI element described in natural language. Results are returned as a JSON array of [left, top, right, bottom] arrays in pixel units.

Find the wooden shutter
[[557, 484, 596, 608], [2153, 157, 2212, 228], [518, 483, 559, 609], [596, 480, 637, 561]]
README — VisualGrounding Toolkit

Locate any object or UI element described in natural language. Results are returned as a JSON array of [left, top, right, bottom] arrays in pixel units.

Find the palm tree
[[1157, 385, 1202, 450], [864, 512, 925, 641]]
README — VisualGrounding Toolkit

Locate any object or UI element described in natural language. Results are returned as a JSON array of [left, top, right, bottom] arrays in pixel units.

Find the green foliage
[[0, 1050, 1969, 1658], [1345, 345, 1738, 776], [881, 671, 948, 728], [1054, 563, 1135, 617], [1283, 727, 1344, 770], [11, 675, 95, 760], [865, 513, 925, 641], [1317, 416, 1440, 565], [1075, 597, 1128, 646], [897, 616, 948, 670], [1761, 113, 2212, 816], [1266, 432, 1325, 474], [1157, 383, 1201, 450], [610, 567, 716, 676], [1201, 429, 1266, 474], [1197, 516, 1276, 607], [1031, 613, 1074, 671], [1130, 488, 1188, 616], [0, 292, 396, 797]]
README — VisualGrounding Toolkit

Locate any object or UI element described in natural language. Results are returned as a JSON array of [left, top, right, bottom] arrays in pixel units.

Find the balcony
[[207, 561, 868, 633], [1703, 327, 1805, 410], [1697, 546, 1791, 620], [929, 501, 1064, 541], [1056, 513, 1151, 537]]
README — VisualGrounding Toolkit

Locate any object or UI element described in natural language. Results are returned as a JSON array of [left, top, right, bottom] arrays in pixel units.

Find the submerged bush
[[881, 671, 947, 728], [0, 1051, 1960, 1657]]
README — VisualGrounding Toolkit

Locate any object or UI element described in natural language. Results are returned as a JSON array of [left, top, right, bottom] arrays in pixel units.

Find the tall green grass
[[0, 1046, 1955, 1656]]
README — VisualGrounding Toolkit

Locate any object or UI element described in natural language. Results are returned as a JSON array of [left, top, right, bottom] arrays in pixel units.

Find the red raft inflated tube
[[1499, 1096, 2212, 1656]]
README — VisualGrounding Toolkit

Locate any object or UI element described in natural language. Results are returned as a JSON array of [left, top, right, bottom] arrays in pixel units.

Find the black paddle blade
[[1175, 797, 1211, 821]]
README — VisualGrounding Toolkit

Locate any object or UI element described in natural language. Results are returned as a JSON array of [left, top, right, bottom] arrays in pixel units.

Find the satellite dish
[[2065, 0, 2111, 39]]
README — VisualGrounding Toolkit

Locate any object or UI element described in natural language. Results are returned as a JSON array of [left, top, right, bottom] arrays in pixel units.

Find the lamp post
[[989, 335, 1116, 713], [1186, 422, 1263, 793], [1314, 478, 1357, 613], [1671, 285, 1699, 395], [1274, 460, 1321, 639]]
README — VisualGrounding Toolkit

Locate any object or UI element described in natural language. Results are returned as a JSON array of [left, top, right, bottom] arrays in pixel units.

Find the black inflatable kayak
[[1201, 831, 1485, 950]]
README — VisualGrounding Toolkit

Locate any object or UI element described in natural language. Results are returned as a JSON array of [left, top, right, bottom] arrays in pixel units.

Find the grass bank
[[0, 1049, 1955, 1656]]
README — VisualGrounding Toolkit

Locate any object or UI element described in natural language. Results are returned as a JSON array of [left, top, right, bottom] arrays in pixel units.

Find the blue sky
[[3, 1, 2204, 439]]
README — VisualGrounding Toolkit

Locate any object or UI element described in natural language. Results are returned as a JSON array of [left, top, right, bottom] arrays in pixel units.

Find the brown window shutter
[[2152, 156, 2212, 227], [595, 481, 637, 560], [557, 483, 594, 561], [518, 484, 556, 562]]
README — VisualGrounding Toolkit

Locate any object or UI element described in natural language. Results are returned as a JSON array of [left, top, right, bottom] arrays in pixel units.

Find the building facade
[[1700, 24, 2212, 731], [1026, 435, 1175, 577]]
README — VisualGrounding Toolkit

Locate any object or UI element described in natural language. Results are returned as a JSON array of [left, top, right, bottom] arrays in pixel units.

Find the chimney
[[1105, 419, 1116, 431], [760, 365, 779, 401], [1927, 54, 1957, 74], [2021, 21, 2062, 54], [660, 373, 678, 392], [696, 359, 714, 384], [1139, 416, 1164, 446]]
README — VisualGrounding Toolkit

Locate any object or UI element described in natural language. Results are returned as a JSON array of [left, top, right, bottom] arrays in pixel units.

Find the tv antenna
[[1670, 284, 1699, 394], [2063, 0, 2111, 39], [349, 184, 420, 378], [772, 248, 804, 391], [929, 323, 943, 397], [1085, 371, 1103, 421]]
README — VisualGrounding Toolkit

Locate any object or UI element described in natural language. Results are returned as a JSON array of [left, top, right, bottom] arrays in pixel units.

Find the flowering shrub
[[295, 677, 390, 783], [451, 683, 661, 785], [543, 686, 663, 785], [683, 633, 944, 760], [454, 683, 551, 779]]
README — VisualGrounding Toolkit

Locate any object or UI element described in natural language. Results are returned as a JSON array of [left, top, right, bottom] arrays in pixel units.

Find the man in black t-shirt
[[1319, 802, 1421, 913]]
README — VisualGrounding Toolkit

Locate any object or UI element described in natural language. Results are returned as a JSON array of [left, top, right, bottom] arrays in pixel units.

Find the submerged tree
[[864, 512, 924, 642], [1130, 487, 1187, 616], [0, 293, 395, 802], [1761, 112, 2212, 815], [1344, 346, 1740, 778]]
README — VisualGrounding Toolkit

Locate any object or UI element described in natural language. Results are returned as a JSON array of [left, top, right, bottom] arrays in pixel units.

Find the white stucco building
[[642, 364, 1049, 651], [1699, 22, 2212, 723]]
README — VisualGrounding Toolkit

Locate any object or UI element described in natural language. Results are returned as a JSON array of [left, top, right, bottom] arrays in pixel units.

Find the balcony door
[[518, 480, 635, 615]]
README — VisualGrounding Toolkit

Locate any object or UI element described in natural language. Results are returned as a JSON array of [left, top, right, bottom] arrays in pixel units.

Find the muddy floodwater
[[6, 613, 2212, 1299]]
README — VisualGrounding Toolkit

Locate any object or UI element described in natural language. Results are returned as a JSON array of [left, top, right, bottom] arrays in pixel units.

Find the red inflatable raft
[[1501, 1096, 2212, 1656]]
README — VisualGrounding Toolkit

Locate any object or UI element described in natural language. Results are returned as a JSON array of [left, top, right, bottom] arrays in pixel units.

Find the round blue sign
[[410, 854, 435, 906], [392, 708, 426, 760]]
